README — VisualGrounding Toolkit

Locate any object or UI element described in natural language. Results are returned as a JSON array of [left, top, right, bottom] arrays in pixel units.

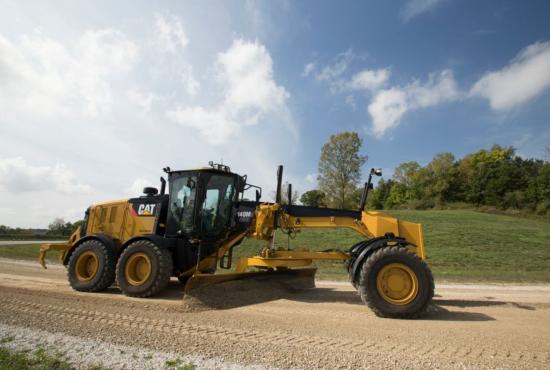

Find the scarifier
[[39, 163, 434, 318]]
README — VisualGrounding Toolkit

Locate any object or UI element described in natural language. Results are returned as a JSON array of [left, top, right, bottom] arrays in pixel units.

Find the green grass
[[0, 335, 108, 370], [387, 210, 550, 282], [1, 210, 549, 283], [0, 244, 61, 262], [0, 345, 106, 370], [0, 235, 65, 241], [164, 358, 196, 370]]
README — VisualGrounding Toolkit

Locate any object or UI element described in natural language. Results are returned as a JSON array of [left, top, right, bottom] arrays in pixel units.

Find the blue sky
[[1, 0, 550, 227]]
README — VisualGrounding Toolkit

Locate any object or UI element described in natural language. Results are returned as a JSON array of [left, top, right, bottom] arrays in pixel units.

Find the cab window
[[200, 175, 235, 234], [168, 175, 197, 234]]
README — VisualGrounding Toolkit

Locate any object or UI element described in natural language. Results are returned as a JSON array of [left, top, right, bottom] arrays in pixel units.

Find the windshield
[[168, 175, 197, 234], [166, 172, 237, 237], [200, 174, 235, 234]]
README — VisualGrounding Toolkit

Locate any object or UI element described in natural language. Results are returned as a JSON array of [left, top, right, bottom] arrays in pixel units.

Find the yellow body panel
[[39, 198, 156, 268], [87, 200, 155, 243]]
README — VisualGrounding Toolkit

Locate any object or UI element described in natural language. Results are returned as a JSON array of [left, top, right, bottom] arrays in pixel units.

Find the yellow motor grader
[[39, 163, 433, 318]]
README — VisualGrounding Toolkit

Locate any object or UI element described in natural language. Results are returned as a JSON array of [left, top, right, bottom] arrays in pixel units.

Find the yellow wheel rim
[[124, 253, 152, 286], [376, 263, 419, 305], [75, 251, 99, 282]]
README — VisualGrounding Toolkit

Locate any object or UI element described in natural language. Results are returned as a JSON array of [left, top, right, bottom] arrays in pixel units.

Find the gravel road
[[0, 258, 549, 369]]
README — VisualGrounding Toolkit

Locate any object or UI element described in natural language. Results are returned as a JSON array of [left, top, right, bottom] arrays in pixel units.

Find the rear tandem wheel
[[115, 239, 173, 298], [357, 246, 434, 318]]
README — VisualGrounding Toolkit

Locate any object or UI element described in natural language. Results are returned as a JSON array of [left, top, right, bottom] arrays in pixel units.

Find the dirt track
[[1, 258, 549, 369]]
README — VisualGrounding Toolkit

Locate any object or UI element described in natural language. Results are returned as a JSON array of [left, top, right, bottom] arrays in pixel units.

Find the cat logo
[[138, 204, 156, 216]]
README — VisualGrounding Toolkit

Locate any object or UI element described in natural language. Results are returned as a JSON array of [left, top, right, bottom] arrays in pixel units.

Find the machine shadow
[[434, 299, 535, 311], [101, 280, 186, 301], [105, 281, 504, 322], [423, 303, 495, 321], [178, 282, 497, 322]]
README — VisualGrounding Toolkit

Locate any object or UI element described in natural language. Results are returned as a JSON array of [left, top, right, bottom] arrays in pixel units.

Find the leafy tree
[[392, 161, 423, 202], [423, 153, 459, 204], [318, 132, 367, 209], [48, 218, 67, 235], [368, 178, 394, 209], [47, 218, 83, 236], [385, 183, 409, 209], [300, 190, 327, 207], [457, 145, 515, 205]]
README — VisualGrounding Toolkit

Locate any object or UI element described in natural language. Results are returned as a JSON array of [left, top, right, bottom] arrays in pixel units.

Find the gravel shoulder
[[0, 258, 549, 369]]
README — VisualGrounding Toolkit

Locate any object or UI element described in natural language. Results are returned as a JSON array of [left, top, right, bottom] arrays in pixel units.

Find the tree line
[[0, 218, 82, 237], [300, 132, 550, 217]]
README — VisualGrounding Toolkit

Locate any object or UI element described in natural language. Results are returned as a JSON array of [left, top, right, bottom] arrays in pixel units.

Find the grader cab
[[39, 163, 433, 318]]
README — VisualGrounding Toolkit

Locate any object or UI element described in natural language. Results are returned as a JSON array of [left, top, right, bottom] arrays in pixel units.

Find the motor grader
[[39, 163, 434, 318]]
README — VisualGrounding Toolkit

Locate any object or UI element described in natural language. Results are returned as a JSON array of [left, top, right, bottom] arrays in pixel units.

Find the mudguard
[[62, 234, 120, 265], [347, 236, 416, 286]]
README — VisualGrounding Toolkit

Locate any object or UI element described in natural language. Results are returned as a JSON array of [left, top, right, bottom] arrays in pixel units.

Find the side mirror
[[255, 189, 261, 202], [373, 168, 382, 176]]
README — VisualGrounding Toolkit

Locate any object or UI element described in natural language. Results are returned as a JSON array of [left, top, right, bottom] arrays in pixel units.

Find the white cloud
[[166, 106, 238, 145], [152, 14, 199, 97], [167, 39, 291, 144], [470, 41, 550, 111], [316, 48, 354, 82], [368, 88, 408, 137], [0, 157, 91, 194], [127, 89, 156, 112], [349, 68, 390, 91], [305, 173, 317, 185], [345, 95, 357, 111], [0, 29, 138, 118], [181, 65, 200, 96], [155, 14, 188, 53], [311, 51, 389, 95], [127, 178, 155, 196], [217, 39, 289, 112], [401, 0, 444, 21], [302, 62, 316, 77], [368, 70, 459, 137]]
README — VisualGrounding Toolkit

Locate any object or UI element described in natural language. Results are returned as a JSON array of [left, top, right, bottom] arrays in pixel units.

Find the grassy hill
[[1, 210, 549, 283]]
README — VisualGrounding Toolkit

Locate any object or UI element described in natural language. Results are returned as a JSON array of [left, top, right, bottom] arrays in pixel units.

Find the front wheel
[[116, 240, 173, 298], [67, 239, 116, 292], [357, 246, 434, 318]]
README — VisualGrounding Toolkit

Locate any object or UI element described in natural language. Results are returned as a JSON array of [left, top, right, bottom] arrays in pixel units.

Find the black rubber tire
[[116, 240, 173, 298], [357, 246, 434, 319], [67, 239, 116, 292]]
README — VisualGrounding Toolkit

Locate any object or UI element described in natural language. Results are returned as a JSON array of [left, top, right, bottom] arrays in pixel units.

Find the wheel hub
[[376, 263, 419, 305], [125, 253, 152, 286], [75, 251, 99, 282]]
